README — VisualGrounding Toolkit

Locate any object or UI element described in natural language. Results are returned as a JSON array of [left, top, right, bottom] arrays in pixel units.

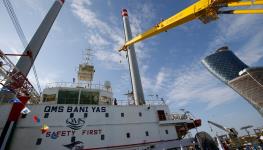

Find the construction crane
[[240, 125, 253, 136], [208, 120, 241, 149], [0, 0, 64, 149], [119, 0, 263, 50], [3, 0, 42, 95], [208, 120, 238, 138]]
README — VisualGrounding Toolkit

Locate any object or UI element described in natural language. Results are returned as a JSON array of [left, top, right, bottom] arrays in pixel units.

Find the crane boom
[[3, 0, 64, 98], [120, 0, 263, 50], [16, 0, 64, 77], [208, 120, 230, 133]]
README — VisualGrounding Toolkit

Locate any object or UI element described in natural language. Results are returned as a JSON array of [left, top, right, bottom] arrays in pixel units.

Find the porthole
[[165, 129, 169, 134], [126, 132, 130, 138], [105, 113, 109, 118]]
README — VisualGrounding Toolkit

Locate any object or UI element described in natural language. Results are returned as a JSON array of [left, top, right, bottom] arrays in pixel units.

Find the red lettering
[[61, 131, 66, 136], [82, 130, 86, 135], [94, 130, 98, 135], [72, 130, 75, 136], [89, 130, 93, 135], [67, 131, 71, 136], [56, 131, 61, 137]]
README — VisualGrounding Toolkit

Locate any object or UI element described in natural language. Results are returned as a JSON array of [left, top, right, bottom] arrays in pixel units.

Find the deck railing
[[116, 100, 166, 106], [167, 113, 193, 120], [46, 82, 112, 92]]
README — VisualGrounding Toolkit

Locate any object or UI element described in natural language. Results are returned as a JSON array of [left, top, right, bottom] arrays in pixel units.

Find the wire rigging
[[3, 0, 42, 94]]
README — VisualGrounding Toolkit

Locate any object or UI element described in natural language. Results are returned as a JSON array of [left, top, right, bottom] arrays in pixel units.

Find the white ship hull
[[0, 104, 197, 150]]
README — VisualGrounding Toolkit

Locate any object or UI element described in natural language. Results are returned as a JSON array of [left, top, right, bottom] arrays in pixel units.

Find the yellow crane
[[119, 0, 263, 51]]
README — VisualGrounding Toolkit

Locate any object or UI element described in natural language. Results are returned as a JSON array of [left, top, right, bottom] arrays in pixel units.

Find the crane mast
[[120, 0, 263, 50], [121, 9, 145, 105]]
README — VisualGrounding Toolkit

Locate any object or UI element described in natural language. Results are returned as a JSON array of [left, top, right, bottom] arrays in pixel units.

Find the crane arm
[[119, 0, 263, 51], [208, 120, 230, 133]]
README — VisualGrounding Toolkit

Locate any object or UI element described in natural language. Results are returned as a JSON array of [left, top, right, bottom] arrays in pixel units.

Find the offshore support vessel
[[0, 1, 201, 150]]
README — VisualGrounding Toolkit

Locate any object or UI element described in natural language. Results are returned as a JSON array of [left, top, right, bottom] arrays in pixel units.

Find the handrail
[[45, 82, 112, 92], [167, 113, 193, 120], [116, 100, 166, 106]]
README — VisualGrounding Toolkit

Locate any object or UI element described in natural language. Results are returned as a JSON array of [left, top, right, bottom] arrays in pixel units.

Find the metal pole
[[121, 9, 145, 105]]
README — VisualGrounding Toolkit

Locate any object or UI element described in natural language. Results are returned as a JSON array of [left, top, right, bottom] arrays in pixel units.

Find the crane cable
[[3, 0, 42, 94]]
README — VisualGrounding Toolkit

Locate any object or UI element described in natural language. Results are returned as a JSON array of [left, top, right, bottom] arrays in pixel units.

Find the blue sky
[[0, 0, 262, 136]]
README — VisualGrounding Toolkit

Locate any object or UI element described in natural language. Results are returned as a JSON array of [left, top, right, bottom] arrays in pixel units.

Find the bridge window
[[57, 90, 79, 104], [43, 94, 56, 102], [139, 112, 142, 117], [80, 91, 99, 104], [121, 113, 124, 117]]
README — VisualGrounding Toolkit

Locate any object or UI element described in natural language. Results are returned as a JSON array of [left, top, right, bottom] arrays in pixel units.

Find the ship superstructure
[[42, 49, 113, 106], [0, 49, 201, 149]]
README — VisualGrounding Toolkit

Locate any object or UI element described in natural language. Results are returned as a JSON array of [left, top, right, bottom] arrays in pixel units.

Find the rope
[[3, 0, 42, 94]]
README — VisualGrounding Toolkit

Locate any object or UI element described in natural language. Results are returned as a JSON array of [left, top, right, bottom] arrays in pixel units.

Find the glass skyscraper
[[202, 46, 248, 83], [202, 46, 263, 117]]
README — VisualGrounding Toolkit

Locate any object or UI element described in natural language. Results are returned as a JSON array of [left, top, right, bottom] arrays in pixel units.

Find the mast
[[121, 9, 145, 105]]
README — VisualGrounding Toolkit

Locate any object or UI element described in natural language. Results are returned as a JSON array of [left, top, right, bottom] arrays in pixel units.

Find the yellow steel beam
[[119, 0, 213, 50], [232, 9, 263, 14], [120, 0, 263, 50], [227, 1, 263, 7]]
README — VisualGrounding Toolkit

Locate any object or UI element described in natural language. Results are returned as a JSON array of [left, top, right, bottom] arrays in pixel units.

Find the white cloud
[[87, 34, 110, 47], [71, 0, 123, 48], [166, 66, 237, 108], [140, 66, 172, 96], [71, 0, 156, 68], [94, 50, 127, 70], [22, 0, 46, 16], [28, 71, 60, 93], [237, 30, 263, 65], [71, 0, 127, 69]]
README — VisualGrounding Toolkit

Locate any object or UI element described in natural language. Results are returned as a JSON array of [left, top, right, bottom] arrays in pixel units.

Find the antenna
[[83, 48, 93, 65]]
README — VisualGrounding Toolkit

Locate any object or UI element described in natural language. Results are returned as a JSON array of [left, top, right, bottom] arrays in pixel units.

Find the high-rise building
[[202, 46, 263, 117], [202, 46, 248, 83]]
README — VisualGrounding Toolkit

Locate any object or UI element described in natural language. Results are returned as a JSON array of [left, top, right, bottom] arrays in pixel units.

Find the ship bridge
[[41, 81, 113, 105]]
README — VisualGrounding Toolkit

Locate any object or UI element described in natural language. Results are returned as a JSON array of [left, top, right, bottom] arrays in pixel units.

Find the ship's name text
[[44, 106, 106, 113]]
